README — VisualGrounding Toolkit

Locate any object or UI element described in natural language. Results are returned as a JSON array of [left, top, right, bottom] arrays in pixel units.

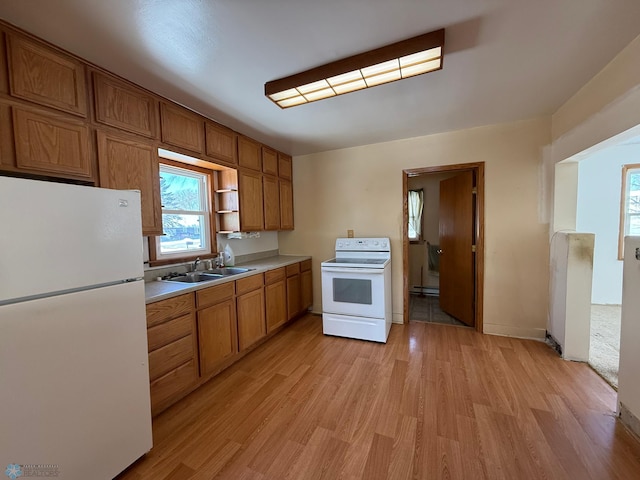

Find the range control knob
[[381, 240, 388, 248], [374, 241, 379, 246], [337, 242, 343, 248]]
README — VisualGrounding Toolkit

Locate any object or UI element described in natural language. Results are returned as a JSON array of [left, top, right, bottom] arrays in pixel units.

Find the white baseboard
[[619, 402, 640, 440], [483, 323, 546, 341]]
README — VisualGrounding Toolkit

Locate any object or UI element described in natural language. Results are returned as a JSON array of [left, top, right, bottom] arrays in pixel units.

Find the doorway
[[402, 163, 485, 332]]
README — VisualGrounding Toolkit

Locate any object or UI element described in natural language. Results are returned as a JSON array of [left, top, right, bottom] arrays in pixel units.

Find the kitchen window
[[619, 163, 640, 259], [155, 163, 212, 260]]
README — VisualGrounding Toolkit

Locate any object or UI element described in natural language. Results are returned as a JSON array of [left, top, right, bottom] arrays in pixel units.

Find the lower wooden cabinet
[[145, 261, 311, 415], [286, 263, 302, 320], [198, 299, 237, 377], [265, 267, 287, 333], [237, 275, 266, 351], [145, 294, 198, 416]]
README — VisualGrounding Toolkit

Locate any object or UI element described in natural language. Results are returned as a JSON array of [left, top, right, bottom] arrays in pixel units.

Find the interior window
[[156, 163, 211, 259], [408, 189, 424, 241], [619, 164, 640, 259]]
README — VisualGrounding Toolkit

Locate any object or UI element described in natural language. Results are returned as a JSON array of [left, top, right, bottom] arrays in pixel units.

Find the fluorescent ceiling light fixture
[[265, 29, 445, 108]]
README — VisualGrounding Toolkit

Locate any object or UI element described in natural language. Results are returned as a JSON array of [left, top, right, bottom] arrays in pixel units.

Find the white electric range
[[321, 237, 392, 343]]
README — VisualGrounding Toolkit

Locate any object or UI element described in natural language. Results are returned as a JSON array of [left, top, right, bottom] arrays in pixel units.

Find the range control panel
[[335, 237, 390, 252]]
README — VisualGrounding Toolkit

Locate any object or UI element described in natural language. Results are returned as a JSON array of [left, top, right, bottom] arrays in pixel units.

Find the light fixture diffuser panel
[[264, 28, 445, 108]]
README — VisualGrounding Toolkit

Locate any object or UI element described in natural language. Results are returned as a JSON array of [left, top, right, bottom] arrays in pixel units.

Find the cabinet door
[[93, 72, 158, 138], [278, 153, 292, 180], [263, 174, 280, 231], [160, 102, 204, 153], [198, 299, 237, 377], [205, 121, 236, 165], [97, 130, 162, 235], [262, 146, 278, 176], [238, 169, 264, 231], [286, 274, 301, 320], [13, 107, 92, 179], [301, 268, 313, 312], [279, 179, 294, 230], [237, 288, 266, 351], [237, 135, 261, 171], [266, 280, 287, 333], [7, 34, 87, 117]]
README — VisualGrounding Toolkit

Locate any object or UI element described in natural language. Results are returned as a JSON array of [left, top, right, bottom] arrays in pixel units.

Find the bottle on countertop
[[224, 243, 235, 267]]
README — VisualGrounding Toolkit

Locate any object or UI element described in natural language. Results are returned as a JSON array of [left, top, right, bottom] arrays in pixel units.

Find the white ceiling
[[1, 1, 639, 156]]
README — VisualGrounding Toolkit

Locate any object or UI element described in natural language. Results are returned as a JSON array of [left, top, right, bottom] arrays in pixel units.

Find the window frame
[[618, 163, 640, 260], [151, 159, 216, 264]]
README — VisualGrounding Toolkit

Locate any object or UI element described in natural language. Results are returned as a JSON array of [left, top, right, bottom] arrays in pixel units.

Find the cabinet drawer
[[150, 359, 197, 415], [301, 259, 312, 272], [196, 281, 234, 309], [236, 273, 264, 296], [148, 335, 194, 381], [147, 313, 193, 352], [286, 263, 300, 277], [146, 293, 195, 327], [265, 267, 286, 284]]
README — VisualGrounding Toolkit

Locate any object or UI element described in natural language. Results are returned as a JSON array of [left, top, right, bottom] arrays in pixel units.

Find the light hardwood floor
[[117, 314, 640, 480]]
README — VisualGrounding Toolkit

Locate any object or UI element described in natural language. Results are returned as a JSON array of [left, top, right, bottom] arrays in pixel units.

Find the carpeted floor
[[409, 294, 468, 327], [589, 304, 621, 388]]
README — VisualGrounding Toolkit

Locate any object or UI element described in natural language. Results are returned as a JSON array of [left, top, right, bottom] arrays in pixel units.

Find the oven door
[[321, 266, 386, 319]]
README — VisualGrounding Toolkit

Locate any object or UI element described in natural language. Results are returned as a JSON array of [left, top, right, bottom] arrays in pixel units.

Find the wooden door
[[237, 288, 266, 351], [96, 130, 162, 235], [238, 169, 264, 231], [7, 34, 87, 117], [13, 107, 92, 180], [439, 171, 475, 326], [197, 299, 237, 376], [301, 268, 312, 311], [93, 71, 158, 138], [265, 280, 287, 333], [286, 273, 301, 320], [263, 174, 280, 230], [279, 179, 294, 230], [237, 135, 261, 171], [160, 102, 204, 153], [205, 121, 236, 165]]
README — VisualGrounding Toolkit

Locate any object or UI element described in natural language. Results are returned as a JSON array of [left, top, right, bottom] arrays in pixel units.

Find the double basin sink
[[162, 267, 253, 284]]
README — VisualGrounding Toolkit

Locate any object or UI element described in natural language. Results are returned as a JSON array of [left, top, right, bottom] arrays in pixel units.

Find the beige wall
[[279, 117, 551, 338]]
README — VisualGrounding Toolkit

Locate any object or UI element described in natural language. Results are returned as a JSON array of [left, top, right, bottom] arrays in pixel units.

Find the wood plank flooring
[[117, 314, 640, 480]]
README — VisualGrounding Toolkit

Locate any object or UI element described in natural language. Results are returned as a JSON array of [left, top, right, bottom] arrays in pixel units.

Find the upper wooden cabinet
[[237, 135, 261, 171], [278, 153, 292, 180], [96, 130, 162, 235], [262, 146, 278, 176], [160, 102, 204, 153], [13, 107, 92, 180], [6, 34, 87, 117], [93, 72, 158, 139], [205, 121, 236, 165], [263, 174, 280, 231], [279, 179, 294, 230], [238, 169, 264, 231]]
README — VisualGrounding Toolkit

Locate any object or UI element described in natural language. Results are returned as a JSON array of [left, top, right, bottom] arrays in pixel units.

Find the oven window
[[333, 278, 372, 305]]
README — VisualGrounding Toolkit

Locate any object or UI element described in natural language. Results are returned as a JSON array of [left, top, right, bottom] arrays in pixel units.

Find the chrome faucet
[[192, 257, 201, 272]]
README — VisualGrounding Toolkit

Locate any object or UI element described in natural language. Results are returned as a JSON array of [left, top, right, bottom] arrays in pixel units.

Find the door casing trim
[[402, 162, 485, 332]]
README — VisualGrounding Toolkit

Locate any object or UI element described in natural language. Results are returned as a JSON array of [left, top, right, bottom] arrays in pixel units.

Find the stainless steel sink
[[162, 272, 223, 283], [203, 267, 253, 276]]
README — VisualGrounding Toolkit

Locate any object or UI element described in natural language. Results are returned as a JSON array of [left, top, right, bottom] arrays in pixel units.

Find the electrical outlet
[[347, 229, 354, 238]]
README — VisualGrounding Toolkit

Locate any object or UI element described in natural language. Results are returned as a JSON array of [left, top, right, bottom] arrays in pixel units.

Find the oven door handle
[[321, 267, 383, 274]]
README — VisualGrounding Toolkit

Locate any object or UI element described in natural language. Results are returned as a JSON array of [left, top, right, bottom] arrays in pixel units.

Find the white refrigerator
[[0, 177, 153, 479]]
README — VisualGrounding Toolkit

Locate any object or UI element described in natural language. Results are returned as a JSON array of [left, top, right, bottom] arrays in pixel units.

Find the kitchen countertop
[[144, 255, 311, 304]]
